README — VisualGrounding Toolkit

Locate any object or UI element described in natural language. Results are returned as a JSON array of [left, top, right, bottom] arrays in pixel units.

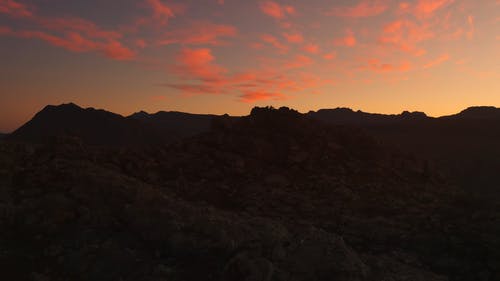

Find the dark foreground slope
[[308, 106, 500, 200], [0, 107, 499, 281]]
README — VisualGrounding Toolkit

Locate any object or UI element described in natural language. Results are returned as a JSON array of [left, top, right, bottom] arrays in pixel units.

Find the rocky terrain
[[1, 106, 499, 280], [309, 106, 500, 201]]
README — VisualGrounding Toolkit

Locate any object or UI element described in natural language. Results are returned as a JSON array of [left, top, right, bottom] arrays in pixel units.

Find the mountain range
[[1, 104, 499, 280], [7, 103, 500, 145], [7, 103, 216, 146], [7, 103, 500, 200]]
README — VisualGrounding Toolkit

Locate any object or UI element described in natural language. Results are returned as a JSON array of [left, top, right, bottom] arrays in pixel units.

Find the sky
[[0, 0, 499, 132]]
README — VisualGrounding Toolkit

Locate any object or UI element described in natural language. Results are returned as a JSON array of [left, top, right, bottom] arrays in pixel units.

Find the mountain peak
[[41, 102, 83, 112], [457, 106, 500, 118], [129, 110, 151, 119], [401, 110, 428, 119], [250, 106, 301, 116], [10, 103, 136, 145], [60, 102, 81, 108], [10, 104, 216, 145], [460, 106, 500, 114], [316, 107, 355, 114]]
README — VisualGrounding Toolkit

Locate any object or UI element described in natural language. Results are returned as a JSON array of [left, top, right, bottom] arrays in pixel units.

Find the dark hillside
[[308, 106, 500, 200], [1, 107, 498, 280]]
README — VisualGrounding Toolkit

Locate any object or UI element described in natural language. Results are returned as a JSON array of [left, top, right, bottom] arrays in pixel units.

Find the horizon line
[[2, 102, 499, 134]]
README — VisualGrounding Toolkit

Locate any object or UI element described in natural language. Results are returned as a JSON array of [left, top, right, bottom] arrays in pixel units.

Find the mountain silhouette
[[10, 103, 500, 146], [128, 110, 218, 139], [9, 103, 217, 146], [8, 103, 500, 198], [446, 106, 500, 120], [9, 103, 149, 145], [307, 107, 429, 125], [308, 106, 500, 200]]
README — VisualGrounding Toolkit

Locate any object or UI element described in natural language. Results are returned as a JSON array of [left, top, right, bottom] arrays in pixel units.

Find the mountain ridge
[[11, 102, 500, 202], [10, 102, 500, 135], [9, 103, 219, 146]]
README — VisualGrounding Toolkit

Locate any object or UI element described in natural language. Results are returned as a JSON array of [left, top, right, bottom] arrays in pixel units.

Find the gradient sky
[[0, 0, 499, 132]]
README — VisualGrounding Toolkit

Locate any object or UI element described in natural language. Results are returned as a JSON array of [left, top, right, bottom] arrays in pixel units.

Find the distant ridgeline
[[8, 103, 217, 146], [9, 103, 500, 146]]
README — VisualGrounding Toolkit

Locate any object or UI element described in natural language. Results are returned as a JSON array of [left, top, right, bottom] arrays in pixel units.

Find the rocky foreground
[[0, 107, 499, 281]]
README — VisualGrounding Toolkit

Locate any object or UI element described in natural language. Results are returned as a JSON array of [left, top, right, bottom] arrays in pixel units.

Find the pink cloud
[[413, 0, 455, 18], [326, 0, 388, 18], [164, 83, 220, 95], [466, 15, 474, 39], [166, 58, 325, 101], [0, 1, 135, 61], [250, 42, 265, 49], [240, 91, 287, 102], [279, 21, 293, 29], [362, 58, 412, 73], [38, 17, 122, 40], [10, 30, 135, 60], [17, 30, 99, 52], [302, 43, 320, 54], [175, 48, 226, 80], [0, 25, 12, 34], [259, 1, 296, 19], [283, 32, 303, 43], [378, 20, 432, 56], [323, 51, 337, 60], [159, 21, 237, 45], [423, 53, 450, 69], [334, 30, 357, 47], [261, 34, 289, 53], [0, 0, 33, 18], [165, 55, 332, 101], [145, 0, 175, 25], [398, 2, 411, 12], [283, 54, 313, 69], [135, 39, 147, 48], [103, 41, 136, 60], [165, 69, 282, 97], [284, 5, 296, 15], [300, 73, 333, 88]]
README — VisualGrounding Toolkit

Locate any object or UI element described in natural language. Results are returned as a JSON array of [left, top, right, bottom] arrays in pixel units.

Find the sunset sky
[[0, 0, 499, 132]]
